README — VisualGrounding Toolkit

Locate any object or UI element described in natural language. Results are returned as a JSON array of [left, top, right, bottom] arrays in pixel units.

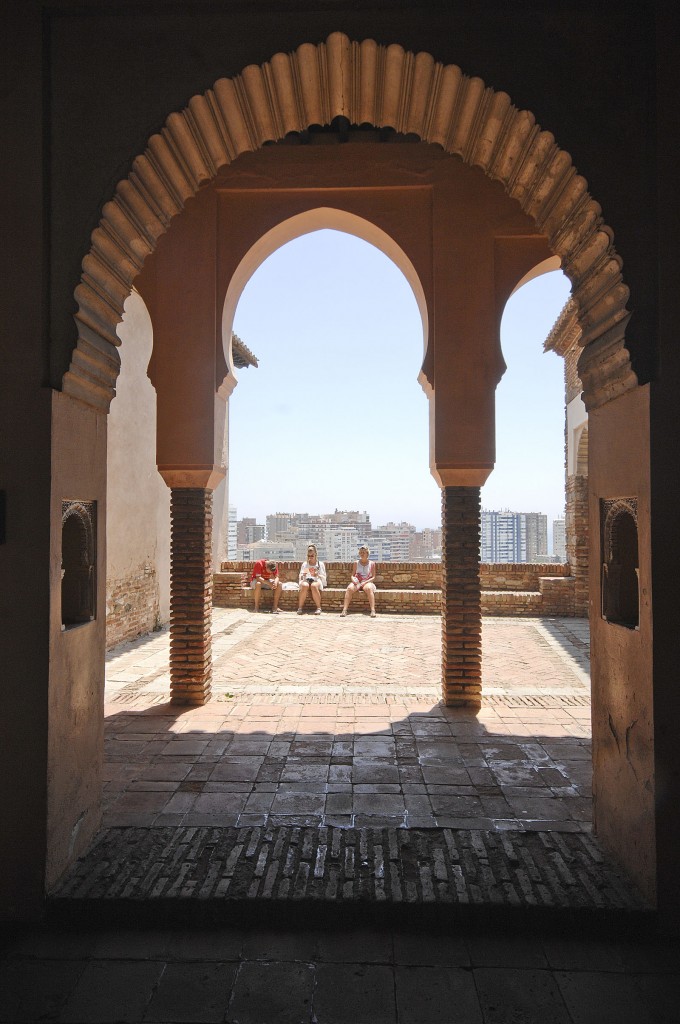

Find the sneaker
[[271, 608, 280, 614], [297, 609, 304, 615], [370, 611, 377, 618], [314, 608, 321, 615], [340, 611, 347, 617]]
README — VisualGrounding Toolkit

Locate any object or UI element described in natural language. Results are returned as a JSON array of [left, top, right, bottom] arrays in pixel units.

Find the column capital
[[434, 465, 493, 488], [158, 465, 226, 490]]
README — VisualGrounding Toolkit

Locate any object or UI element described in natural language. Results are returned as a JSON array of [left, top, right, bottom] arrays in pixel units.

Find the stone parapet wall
[[106, 566, 160, 649], [215, 584, 441, 615], [479, 562, 570, 591], [536, 575, 576, 616], [218, 560, 443, 589], [219, 560, 567, 591], [214, 560, 576, 617]]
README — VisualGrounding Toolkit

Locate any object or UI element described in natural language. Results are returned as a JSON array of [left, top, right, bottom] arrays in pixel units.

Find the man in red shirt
[[249, 559, 282, 613]]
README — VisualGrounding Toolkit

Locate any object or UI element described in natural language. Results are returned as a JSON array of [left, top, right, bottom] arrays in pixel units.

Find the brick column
[[170, 488, 213, 705], [441, 486, 482, 707], [566, 474, 589, 617]]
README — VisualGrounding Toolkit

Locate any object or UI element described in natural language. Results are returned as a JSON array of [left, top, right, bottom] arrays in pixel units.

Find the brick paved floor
[[103, 611, 592, 833], [27, 616, 673, 1021], [49, 612, 633, 914]]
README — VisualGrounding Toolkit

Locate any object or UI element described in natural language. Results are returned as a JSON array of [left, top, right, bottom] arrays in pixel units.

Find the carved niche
[[61, 500, 97, 629], [601, 498, 639, 629]]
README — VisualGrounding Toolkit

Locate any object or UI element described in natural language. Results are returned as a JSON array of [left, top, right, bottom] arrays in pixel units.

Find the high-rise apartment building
[[481, 509, 550, 563], [370, 522, 415, 562], [524, 512, 549, 562], [481, 510, 525, 562], [237, 517, 265, 546], [227, 506, 238, 559], [553, 518, 567, 562], [409, 527, 443, 561], [263, 511, 373, 561]]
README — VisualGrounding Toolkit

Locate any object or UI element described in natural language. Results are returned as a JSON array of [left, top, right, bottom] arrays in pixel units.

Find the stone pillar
[[170, 488, 213, 705], [441, 486, 482, 707]]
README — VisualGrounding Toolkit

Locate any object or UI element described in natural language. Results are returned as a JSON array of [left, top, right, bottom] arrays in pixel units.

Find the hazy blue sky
[[230, 229, 571, 535]]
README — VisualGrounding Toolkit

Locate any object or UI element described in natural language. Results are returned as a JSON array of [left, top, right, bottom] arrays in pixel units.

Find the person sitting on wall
[[340, 545, 377, 617], [297, 543, 327, 615], [250, 558, 282, 613]]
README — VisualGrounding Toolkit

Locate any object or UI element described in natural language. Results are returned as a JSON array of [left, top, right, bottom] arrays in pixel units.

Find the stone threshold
[[50, 825, 648, 926]]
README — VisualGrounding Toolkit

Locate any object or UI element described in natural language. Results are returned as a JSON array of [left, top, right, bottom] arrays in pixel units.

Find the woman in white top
[[297, 543, 327, 615], [341, 545, 377, 617]]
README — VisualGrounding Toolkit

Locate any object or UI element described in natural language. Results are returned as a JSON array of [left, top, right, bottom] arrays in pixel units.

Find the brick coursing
[[106, 565, 160, 649], [479, 563, 570, 590], [214, 560, 575, 617], [170, 489, 213, 706], [566, 475, 589, 617], [441, 486, 482, 708], [52, 825, 643, 911]]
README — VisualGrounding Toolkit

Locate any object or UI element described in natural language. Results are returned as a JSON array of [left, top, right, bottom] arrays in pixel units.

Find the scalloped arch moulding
[[64, 32, 637, 413]]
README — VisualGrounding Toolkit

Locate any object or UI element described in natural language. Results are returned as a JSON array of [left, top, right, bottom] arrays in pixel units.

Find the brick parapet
[[214, 559, 576, 618], [106, 565, 160, 649], [219, 560, 444, 589], [441, 486, 482, 708], [219, 560, 568, 591], [479, 562, 569, 590], [566, 474, 589, 617], [170, 489, 213, 706]]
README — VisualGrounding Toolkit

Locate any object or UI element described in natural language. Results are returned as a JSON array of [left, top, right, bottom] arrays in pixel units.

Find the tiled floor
[[11, 615, 674, 1023], [103, 611, 592, 832], [2, 921, 678, 1023]]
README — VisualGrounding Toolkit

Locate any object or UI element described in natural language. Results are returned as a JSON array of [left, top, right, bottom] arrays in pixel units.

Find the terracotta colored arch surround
[[65, 32, 635, 413], [48, 33, 658, 911]]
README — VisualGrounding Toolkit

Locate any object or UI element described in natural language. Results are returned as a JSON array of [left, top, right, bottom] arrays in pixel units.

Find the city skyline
[[229, 230, 572, 532], [229, 503, 566, 561]]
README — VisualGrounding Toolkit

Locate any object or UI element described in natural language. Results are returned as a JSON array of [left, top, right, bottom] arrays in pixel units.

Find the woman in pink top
[[341, 545, 377, 617]]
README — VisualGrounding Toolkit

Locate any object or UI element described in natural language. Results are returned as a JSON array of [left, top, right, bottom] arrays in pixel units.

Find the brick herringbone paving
[[78, 611, 640, 911], [52, 824, 643, 910]]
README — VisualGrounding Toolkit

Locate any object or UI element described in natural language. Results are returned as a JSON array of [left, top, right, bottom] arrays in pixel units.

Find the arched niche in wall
[[61, 500, 97, 629], [601, 497, 639, 629]]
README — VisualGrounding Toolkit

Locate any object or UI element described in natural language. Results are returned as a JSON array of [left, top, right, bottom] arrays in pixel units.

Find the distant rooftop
[[232, 333, 258, 369]]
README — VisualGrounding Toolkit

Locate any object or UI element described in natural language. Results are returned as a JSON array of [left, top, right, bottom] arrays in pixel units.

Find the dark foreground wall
[[2, 1, 679, 924]]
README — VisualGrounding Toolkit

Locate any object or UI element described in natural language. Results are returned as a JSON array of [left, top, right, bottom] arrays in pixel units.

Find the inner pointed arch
[[221, 207, 430, 393]]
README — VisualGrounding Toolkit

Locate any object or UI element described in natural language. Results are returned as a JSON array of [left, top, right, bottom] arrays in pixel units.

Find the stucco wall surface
[[107, 291, 170, 646], [48, 392, 107, 891], [589, 385, 654, 902]]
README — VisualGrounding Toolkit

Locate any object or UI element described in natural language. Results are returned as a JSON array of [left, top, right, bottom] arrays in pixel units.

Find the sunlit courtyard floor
[[51, 611, 648, 913], [103, 610, 592, 833], [14, 613, 673, 1024]]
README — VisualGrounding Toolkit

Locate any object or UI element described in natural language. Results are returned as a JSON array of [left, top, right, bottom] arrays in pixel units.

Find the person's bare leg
[[253, 581, 262, 612], [298, 582, 309, 612], [365, 582, 376, 616], [341, 583, 356, 615], [312, 582, 321, 612], [272, 580, 281, 612]]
